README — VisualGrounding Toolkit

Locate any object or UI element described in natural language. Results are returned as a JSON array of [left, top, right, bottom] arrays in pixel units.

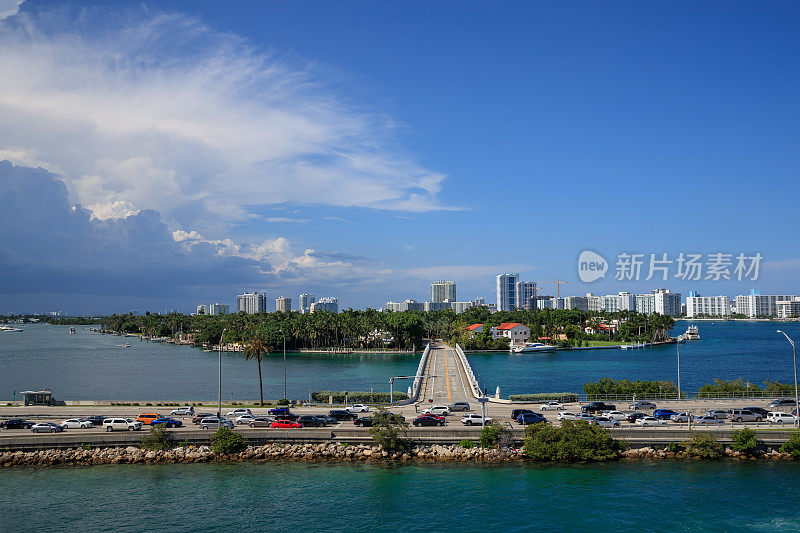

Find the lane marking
[[443, 345, 452, 402]]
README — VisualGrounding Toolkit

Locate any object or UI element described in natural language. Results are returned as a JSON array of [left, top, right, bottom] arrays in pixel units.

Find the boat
[[69, 327, 75, 334], [683, 325, 700, 340], [0, 325, 24, 332], [124, 344, 131, 348], [512, 342, 556, 353], [620, 342, 645, 350]]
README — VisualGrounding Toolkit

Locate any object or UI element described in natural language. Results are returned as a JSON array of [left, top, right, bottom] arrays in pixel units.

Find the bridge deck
[[417, 341, 476, 404]]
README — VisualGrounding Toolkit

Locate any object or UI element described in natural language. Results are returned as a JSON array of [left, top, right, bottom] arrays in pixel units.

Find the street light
[[777, 330, 799, 427], [218, 328, 227, 418]]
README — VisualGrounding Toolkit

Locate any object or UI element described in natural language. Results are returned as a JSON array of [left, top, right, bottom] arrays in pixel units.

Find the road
[[417, 341, 475, 404]]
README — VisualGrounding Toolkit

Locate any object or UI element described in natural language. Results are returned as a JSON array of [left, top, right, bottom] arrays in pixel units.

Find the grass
[[587, 341, 626, 347]]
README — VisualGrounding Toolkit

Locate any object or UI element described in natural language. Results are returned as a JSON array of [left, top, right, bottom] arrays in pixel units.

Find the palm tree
[[243, 333, 270, 406]]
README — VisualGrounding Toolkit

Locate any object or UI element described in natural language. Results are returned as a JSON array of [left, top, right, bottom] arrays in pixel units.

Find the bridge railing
[[408, 342, 431, 402], [455, 343, 483, 399]]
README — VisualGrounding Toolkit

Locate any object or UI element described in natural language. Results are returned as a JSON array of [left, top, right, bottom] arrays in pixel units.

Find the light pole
[[676, 339, 681, 401], [218, 328, 227, 418], [280, 329, 287, 401], [777, 330, 799, 427]]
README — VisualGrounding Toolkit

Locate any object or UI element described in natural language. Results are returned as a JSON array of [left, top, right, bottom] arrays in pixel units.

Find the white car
[[235, 414, 257, 425], [60, 418, 93, 429], [604, 411, 628, 421], [199, 417, 235, 430], [423, 405, 451, 416], [102, 418, 143, 431], [574, 413, 596, 423], [635, 416, 667, 427], [694, 415, 725, 425], [557, 412, 578, 421], [170, 406, 195, 416], [346, 404, 370, 413], [461, 413, 493, 426], [226, 408, 252, 417], [591, 416, 621, 428], [539, 401, 565, 411], [671, 412, 694, 423], [768, 412, 798, 425]]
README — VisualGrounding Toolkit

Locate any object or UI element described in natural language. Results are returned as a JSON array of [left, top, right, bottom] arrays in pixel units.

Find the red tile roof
[[495, 322, 523, 330], [466, 323, 484, 330]]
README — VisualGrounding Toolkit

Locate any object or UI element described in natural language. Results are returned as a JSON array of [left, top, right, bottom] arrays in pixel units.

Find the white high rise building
[[735, 292, 796, 318], [299, 294, 315, 314], [208, 303, 229, 315], [430, 281, 456, 303], [311, 297, 339, 313], [564, 296, 589, 311], [515, 281, 537, 310], [686, 295, 731, 317], [275, 297, 292, 313], [236, 292, 267, 314], [496, 273, 519, 312], [385, 300, 424, 312], [653, 289, 681, 316], [603, 292, 635, 312]]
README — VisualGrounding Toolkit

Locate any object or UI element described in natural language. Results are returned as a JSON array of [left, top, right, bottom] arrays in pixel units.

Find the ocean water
[[1, 461, 800, 532]]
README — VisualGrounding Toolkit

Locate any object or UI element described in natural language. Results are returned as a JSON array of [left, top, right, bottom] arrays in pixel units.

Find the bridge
[[416, 341, 481, 404]]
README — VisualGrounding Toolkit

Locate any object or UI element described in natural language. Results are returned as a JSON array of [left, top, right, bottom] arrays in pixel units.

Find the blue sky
[[0, 1, 799, 313]]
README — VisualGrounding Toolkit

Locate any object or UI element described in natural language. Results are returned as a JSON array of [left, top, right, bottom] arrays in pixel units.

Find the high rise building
[[564, 296, 589, 311], [430, 281, 456, 303], [275, 297, 292, 313], [450, 301, 475, 314], [298, 294, 315, 314], [496, 273, 519, 312], [735, 293, 796, 318], [515, 281, 537, 310], [653, 289, 681, 316], [208, 303, 229, 315], [385, 299, 424, 312], [311, 297, 338, 313], [236, 292, 267, 314], [196, 304, 207, 315], [686, 295, 730, 317]]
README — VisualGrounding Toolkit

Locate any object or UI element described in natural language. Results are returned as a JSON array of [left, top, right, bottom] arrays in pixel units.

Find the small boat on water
[[512, 342, 556, 353], [620, 342, 645, 350], [682, 325, 700, 341], [69, 327, 76, 334], [124, 344, 131, 348], [0, 324, 24, 332]]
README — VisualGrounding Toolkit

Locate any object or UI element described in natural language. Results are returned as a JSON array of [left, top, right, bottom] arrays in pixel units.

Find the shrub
[[458, 439, 476, 449], [277, 398, 290, 406], [145, 403, 152, 406], [369, 407, 411, 453], [141, 426, 176, 451], [780, 431, 800, 457], [509, 393, 579, 403], [730, 428, 759, 454], [311, 391, 408, 403], [666, 442, 685, 453], [685, 432, 724, 458], [584, 378, 679, 398], [210, 428, 246, 455], [479, 422, 511, 449], [523, 420, 625, 461]]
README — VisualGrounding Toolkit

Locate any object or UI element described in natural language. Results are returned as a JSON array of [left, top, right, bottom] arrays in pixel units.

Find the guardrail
[[409, 343, 431, 402], [455, 343, 483, 399]]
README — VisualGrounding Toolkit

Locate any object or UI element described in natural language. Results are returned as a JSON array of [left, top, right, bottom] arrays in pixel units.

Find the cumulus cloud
[[0, 4, 451, 229]]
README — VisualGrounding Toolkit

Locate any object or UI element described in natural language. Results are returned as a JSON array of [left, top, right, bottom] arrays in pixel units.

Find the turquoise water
[[2, 461, 800, 531], [1, 321, 798, 400]]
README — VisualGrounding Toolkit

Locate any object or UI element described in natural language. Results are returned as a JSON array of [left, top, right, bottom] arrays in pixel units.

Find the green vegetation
[[508, 393, 579, 403], [698, 378, 794, 397], [685, 432, 724, 458], [586, 340, 625, 347], [730, 428, 760, 454], [779, 431, 800, 457], [583, 378, 679, 398], [479, 422, 511, 449], [210, 427, 246, 455], [311, 391, 408, 403], [458, 439, 476, 449], [141, 426, 176, 451], [243, 333, 270, 406], [368, 407, 410, 453], [277, 398, 290, 406], [522, 420, 626, 461]]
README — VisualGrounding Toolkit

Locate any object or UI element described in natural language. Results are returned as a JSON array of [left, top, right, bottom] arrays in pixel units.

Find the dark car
[[516, 412, 546, 425], [0, 419, 34, 429], [150, 417, 183, 428], [274, 412, 299, 422], [269, 407, 293, 416], [297, 415, 326, 427], [84, 416, 108, 427], [744, 407, 770, 419], [581, 402, 617, 414], [511, 409, 534, 420], [315, 415, 338, 426], [354, 416, 375, 427], [626, 412, 650, 423], [767, 399, 797, 408], [653, 409, 679, 420], [192, 413, 215, 424], [413, 415, 445, 427], [328, 410, 358, 421]]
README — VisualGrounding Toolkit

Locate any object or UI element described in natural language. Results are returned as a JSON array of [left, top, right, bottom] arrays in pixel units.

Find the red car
[[271, 420, 302, 429]]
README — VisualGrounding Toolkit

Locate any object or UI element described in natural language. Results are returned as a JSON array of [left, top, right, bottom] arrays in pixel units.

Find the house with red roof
[[490, 322, 530, 344], [465, 323, 484, 337]]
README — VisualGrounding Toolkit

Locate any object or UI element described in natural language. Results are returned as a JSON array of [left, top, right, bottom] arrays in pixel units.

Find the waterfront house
[[491, 323, 530, 344]]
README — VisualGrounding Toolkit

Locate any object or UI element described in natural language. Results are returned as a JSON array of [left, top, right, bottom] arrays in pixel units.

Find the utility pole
[[218, 328, 227, 418]]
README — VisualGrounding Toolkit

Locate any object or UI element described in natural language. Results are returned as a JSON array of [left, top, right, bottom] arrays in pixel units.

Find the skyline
[[2, 1, 800, 314]]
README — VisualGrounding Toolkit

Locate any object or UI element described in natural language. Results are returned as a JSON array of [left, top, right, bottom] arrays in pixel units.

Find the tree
[[243, 332, 270, 405]]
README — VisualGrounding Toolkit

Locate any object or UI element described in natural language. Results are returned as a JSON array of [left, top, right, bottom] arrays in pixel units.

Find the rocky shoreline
[[0, 443, 798, 467]]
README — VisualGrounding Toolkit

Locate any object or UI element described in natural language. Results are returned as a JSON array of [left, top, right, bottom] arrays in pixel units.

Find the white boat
[[0, 325, 24, 332], [512, 342, 556, 353], [683, 325, 700, 340], [620, 342, 645, 350]]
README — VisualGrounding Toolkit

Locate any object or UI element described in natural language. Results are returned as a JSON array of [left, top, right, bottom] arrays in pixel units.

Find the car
[[150, 417, 183, 428], [226, 408, 252, 417], [767, 399, 797, 408], [540, 401, 565, 411], [354, 416, 375, 427], [511, 409, 534, 420], [694, 415, 725, 426], [626, 412, 650, 423], [635, 416, 667, 427], [604, 411, 628, 421], [653, 409, 679, 420], [704, 410, 729, 420], [461, 413, 493, 426], [271, 420, 302, 429], [31, 422, 64, 433], [199, 417, 234, 430], [103, 418, 143, 431], [328, 410, 358, 421], [591, 416, 621, 428], [346, 404, 370, 413], [581, 402, 616, 414], [574, 413, 597, 423], [170, 406, 194, 416], [516, 412, 547, 425], [248, 417, 275, 427], [422, 405, 450, 416], [729, 409, 763, 422], [670, 412, 694, 423], [235, 414, 257, 425], [268, 407, 292, 415], [60, 418, 93, 429], [273, 412, 300, 422], [413, 415, 445, 427], [557, 412, 578, 421], [0, 419, 34, 429], [136, 413, 162, 425], [316, 415, 339, 426], [448, 402, 471, 412], [628, 401, 657, 410], [84, 416, 108, 427], [192, 413, 215, 424], [297, 415, 326, 427], [768, 412, 798, 425], [744, 407, 770, 419]]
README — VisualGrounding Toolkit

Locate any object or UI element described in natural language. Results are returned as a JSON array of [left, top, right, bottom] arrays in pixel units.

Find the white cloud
[[87, 200, 140, 220], [265, 217, 311, 224], [0, 0, 21, 21], [0, 6, 451, 226]]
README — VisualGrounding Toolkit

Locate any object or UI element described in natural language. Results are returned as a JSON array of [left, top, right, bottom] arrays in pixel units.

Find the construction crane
[[536, 278, 569, 298]]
